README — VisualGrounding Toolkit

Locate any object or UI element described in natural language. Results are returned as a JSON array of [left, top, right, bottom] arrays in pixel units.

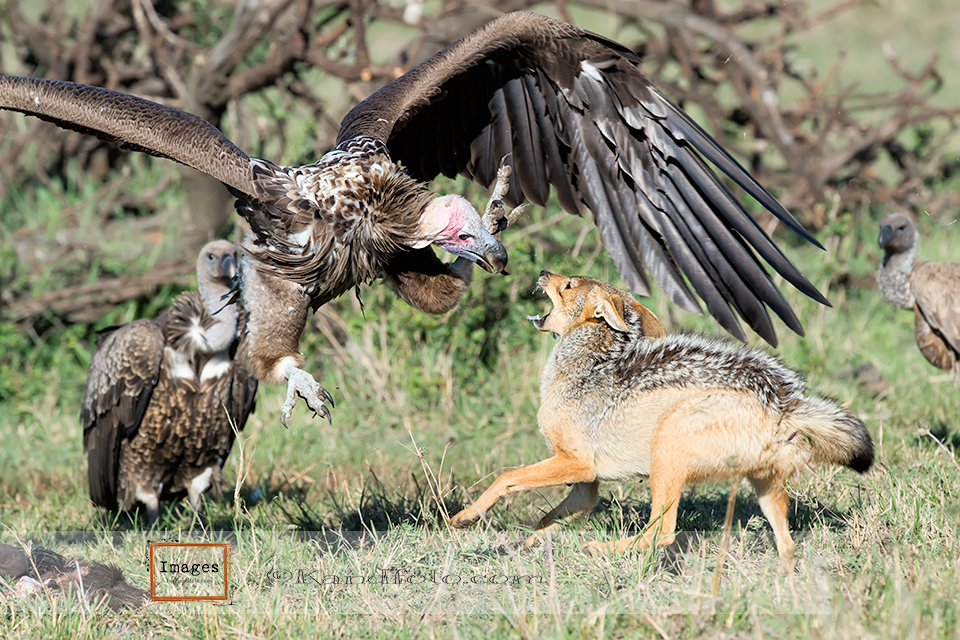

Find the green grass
[[3, 185, 960, 637]]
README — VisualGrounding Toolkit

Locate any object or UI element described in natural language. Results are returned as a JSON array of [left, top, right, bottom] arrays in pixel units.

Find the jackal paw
[[522, 532, 544, 548], [280, 367, 334, 427], [450, 506, 483, 529], [583, 539, 641, 557], [582, 540, 615, 557]]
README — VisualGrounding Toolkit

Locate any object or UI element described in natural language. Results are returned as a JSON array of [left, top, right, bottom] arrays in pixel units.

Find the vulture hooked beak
[[465, 232, 509, 274], [433, 223, 508, 273], [878, 224, 895, 249], [417, 194, 510, 273], [220, 253, 238, 280]]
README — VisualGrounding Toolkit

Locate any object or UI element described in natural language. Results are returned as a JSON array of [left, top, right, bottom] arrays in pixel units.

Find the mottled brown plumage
[[2, 12, 829, 424], [81, 241, 258, 524], [878, 212, 960, 380]]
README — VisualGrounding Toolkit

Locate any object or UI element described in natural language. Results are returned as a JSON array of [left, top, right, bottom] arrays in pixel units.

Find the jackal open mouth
[[526, 313, 548, 330]]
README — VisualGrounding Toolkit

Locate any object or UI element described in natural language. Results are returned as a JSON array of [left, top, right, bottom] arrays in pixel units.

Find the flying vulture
[[1, 12, 829, 424], [81, 240, 259, 524], [878, 212, 960, 381]]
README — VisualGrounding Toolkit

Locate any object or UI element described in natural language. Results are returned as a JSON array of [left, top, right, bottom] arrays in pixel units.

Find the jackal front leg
[[450, 454, 595, 529]]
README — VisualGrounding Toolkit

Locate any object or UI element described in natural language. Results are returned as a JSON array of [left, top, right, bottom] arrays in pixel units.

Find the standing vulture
[[1, 12, 829, 424], [81, 240, 258, 524], [878, 212, 960, 380]]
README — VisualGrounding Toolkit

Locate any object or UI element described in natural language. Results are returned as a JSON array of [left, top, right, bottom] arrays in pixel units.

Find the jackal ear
[[628, 301, 666, 339], [590, 290, 629, 333]]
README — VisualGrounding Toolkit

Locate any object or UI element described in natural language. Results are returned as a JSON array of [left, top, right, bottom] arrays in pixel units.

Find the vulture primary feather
[[81, 241, 258, 524], [1, 12, 830, 424], [877, 212, 960, 381]]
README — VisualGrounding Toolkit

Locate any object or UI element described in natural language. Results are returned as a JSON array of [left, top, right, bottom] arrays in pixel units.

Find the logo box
[[149, 542, 230, 602]]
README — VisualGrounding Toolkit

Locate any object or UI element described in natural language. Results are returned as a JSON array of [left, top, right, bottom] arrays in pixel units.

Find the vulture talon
[[322, 388, 336, 409], [482, 164, 529, 240], [318, 405, 333, 425], [281, 367, 334, 427]]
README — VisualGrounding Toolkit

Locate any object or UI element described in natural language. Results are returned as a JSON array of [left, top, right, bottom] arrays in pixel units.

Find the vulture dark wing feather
[[525, 73, 581, 215], [659, 98, 823, 249], [660, 175, 778, 343], [338, 12, 828, 343], [503, 76, 549, 206], [658, 201, 748, 342], [81, 319, 165, 510], [662, 162, 801, 337], [662, 114, 830, 307]]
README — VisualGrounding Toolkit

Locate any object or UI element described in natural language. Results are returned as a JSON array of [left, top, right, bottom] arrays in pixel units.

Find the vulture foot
[[281, 367, 334, 427], [482, 162, 530, 239]]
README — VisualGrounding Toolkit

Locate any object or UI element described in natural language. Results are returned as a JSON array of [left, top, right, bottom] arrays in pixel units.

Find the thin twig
[[712, 473, 740, 597], [918, 429, 960, 470]]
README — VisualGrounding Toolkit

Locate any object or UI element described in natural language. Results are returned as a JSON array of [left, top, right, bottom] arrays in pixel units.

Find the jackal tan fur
[[450, 272, 874, 570]]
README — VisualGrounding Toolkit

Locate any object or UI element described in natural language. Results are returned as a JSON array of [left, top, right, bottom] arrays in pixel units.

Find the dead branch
[[7, 258, 197, 323]]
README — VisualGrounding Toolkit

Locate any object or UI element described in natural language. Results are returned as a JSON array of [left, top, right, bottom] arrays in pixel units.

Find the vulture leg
[[482, 162, 531, 239], [141, 492, 160, 525], [238, 253, 334, 425], [186, 467, 216, 514], [281, 363, 334, 427]]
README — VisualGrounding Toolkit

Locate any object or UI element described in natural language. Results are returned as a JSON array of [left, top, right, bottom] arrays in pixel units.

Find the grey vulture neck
[[877, 213, 919, 310], [877, 247, 917, 311]]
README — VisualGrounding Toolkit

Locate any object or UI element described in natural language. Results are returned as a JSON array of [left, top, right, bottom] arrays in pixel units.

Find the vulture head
[[878, 213, 918, 260], [191, 239, 241, 354], [197, 239, 238, 290], [411, 194, 508, 273]]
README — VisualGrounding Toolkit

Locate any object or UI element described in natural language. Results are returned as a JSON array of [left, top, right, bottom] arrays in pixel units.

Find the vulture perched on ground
[[1, 12, 829, 424], [878, 212, 960, 380], [81, 240, 258, 524]]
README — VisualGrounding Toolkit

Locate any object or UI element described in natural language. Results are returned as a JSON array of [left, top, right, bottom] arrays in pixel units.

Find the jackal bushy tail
[[784, 396, 874, 473]]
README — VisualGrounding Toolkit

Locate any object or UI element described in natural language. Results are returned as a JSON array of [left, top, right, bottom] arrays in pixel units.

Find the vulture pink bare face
[[416, 194, 508, 273]]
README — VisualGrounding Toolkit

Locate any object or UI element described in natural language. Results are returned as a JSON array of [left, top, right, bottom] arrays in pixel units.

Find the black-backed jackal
[[451, 272, 874, 570]]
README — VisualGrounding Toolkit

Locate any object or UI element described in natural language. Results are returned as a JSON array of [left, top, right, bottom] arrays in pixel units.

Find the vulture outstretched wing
[[80, 319, 165, 510], [0, 77, 256, 199], [340, 12, 828, 344]]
